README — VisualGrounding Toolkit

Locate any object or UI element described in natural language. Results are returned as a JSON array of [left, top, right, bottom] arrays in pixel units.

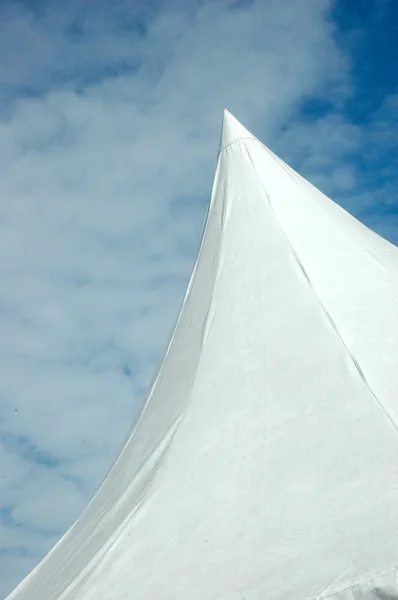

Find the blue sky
[[0, 0, 397, 596]]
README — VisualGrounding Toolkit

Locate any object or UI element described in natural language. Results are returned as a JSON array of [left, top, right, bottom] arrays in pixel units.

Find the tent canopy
[[8, 110, 398, 600]]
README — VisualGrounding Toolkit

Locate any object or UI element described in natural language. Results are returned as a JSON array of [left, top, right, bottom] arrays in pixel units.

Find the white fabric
[[7, 110, 398, 600]]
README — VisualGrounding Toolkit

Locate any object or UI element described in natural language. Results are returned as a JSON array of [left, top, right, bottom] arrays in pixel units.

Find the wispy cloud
[[0, 0, 396, 596]]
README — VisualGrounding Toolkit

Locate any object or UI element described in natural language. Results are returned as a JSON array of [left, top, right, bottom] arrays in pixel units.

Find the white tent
[[8, 110, 398, 600]]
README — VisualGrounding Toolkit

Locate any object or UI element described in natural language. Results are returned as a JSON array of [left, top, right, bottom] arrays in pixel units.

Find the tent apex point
[[220, 109, 256, 151]]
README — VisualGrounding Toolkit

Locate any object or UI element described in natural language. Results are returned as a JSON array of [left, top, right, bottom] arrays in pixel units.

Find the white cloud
[[0, 0, 395, 596]]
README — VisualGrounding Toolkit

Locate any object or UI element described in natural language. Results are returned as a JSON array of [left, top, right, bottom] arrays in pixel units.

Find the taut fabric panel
[[7, 111, 398, 600]]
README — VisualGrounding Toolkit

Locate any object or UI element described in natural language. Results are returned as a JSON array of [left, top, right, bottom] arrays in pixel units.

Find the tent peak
[[220, 109, 256, 152]]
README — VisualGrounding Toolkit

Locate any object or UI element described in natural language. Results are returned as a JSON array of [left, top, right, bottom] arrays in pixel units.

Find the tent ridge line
[[242, 141, 398, 438]]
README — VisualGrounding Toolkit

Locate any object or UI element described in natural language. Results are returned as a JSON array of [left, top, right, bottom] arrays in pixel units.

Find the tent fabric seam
[[263, 143, 398, 283], [218, 136, 255, 155], [242, 141, 398, 438], [312, 565, 398, 600]]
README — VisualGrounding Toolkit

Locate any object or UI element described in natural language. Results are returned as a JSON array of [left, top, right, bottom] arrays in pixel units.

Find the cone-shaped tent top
[[8, 111, 398, 600], [220, 109, 256, 150]]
